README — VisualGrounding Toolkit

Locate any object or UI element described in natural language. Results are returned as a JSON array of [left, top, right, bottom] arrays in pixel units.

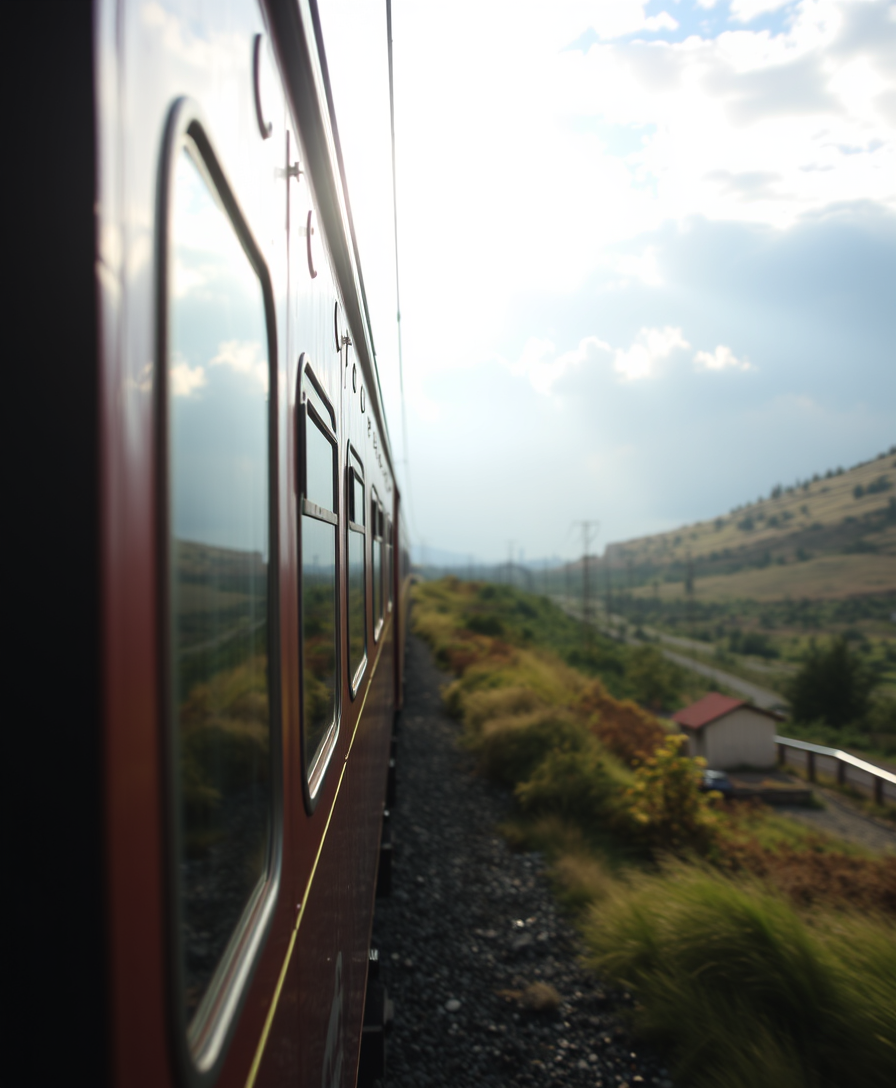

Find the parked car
[[700, 769, 734, 796]]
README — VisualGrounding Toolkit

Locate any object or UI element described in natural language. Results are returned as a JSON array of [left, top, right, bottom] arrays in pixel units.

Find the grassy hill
[[606, 447, 896, 589], [581, 447, 896, 683]]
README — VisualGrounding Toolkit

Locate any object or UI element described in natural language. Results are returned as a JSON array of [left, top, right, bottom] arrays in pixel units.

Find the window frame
[[156, 98, 282, 1084], [385, 515, 394, 612], [298, 357, 340, 808], [346, 446, 368, 695], [371, 489, 384, 642]]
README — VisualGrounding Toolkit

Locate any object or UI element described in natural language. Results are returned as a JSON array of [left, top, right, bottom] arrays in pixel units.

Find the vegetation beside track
[[413, 577, 896, 1088]]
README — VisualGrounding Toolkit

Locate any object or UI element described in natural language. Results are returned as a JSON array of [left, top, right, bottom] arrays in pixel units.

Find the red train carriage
[[10, 2, 410, 1086]]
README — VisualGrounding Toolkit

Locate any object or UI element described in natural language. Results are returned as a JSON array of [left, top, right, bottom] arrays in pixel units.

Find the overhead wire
[[385, 0, 421, 547]]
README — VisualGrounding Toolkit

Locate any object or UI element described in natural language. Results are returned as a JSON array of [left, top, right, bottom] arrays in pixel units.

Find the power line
[[386, 0, 419, 546], [572, 521, 600, 649]]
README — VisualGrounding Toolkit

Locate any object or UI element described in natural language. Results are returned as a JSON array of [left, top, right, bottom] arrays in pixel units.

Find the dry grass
[[497, 980, 562, 1014], [578, 677, 671, 765], [549, 851, 619, 910], [640, 551, 896, 602]]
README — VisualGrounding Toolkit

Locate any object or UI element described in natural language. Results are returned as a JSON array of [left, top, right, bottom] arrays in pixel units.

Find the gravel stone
[[371, 636, 671, 1087]]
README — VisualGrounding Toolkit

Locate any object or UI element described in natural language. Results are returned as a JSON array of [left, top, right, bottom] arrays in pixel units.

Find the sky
[[318, 0, 896, 564]]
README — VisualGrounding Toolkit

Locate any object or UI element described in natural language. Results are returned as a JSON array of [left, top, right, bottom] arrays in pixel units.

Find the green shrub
[[617, 734, 719, 853], [625, 645, 686, 710], [443, 648, 585, 721], [472, 711, 592, 787], [464, 612, 505, 636], [460, 684, 545, 732], [515, 744, 627, 827]]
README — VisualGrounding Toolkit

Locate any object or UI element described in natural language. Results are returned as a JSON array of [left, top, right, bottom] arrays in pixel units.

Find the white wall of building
[[704, 707, 777, 770]]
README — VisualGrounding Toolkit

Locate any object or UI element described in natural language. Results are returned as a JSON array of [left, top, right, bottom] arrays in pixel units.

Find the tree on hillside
[[785, 637, 876, 728], [627, 645, 685, 712]]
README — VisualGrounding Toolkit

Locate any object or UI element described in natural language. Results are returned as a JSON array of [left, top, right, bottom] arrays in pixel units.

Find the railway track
[[371, 636, 673, 1088]]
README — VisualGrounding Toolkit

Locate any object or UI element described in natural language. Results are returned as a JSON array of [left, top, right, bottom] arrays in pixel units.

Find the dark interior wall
[[6, 4, 108, 1084]]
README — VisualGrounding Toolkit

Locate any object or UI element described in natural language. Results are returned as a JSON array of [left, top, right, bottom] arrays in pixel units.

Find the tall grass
[[583, 865, 896, 1088]]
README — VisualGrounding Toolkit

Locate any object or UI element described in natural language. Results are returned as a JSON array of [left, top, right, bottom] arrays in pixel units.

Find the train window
[[385, 516, 393, 610], [305, 408, 335, 511], [371, 492, 383, 639], [166, 133, 275, 1058], [300, 364, 338, 788], [347, 453, 367, 691]]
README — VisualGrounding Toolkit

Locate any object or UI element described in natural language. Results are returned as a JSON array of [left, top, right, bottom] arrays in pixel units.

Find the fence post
[[807, 750, 816, 783], [875, 776, 883, 807], [837, 760, 845, 786], [777, 742, 785, 766]]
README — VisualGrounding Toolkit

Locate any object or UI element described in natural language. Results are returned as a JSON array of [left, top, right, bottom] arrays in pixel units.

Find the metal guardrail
[[776, 735, 896, 806]]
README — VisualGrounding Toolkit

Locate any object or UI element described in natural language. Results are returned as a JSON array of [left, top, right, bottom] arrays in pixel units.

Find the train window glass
[[167, 144, 272, 1033], [372, 494, 383, 636], [301, 515, 337, 774], [305, 411, 335, 512], [347, 459, 366, 689], [350, 470, 365, 528], [300, 378, 338, 786], [305, 378, 335, 432]]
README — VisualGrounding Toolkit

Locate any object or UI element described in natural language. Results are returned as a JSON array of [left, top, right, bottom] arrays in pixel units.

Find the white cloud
[[210, 340, 269, 392], [694, 344, 753, 371], [172, 258, 206, 299], [614, 326, 690, 381], [643, 12, 680, 33], [170, 361, 206, 397], [507, 335, 612, 395], [730, 0, 793, 23], [583, 1, 680, 41], [616, 247, 664, 285], [509, 328, 754, 389]]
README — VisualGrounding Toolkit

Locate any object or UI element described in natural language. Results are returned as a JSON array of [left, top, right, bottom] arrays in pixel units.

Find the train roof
[[265, 0, 396, 479]]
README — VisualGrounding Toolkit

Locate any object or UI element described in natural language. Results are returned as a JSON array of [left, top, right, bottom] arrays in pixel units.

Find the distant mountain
[[600, 448, 896, 602]]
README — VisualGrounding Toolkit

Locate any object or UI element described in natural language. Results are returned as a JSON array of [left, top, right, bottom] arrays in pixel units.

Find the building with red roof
[[672, 693, 778, 770]]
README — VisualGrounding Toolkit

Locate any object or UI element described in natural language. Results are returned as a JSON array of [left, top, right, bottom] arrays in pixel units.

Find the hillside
[[602, 448, 896, 612]]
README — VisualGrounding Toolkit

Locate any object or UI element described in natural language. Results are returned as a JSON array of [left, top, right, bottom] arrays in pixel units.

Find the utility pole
[[605, 553, 611, 630], [507, 540, 514, 587], [573, 521, 599, 651]]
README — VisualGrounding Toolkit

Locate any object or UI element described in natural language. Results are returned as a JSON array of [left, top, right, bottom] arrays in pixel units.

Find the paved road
[[553, 597, 786, 710], [659, 648, 785, 710], [631, 625, 794, 680]]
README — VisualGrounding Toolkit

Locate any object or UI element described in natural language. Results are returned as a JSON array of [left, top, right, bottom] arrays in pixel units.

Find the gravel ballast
[[371, 636, 672, 1088]]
